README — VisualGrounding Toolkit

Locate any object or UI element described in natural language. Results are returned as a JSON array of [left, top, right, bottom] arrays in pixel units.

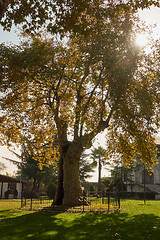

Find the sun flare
[[135, 34, 149, 47]]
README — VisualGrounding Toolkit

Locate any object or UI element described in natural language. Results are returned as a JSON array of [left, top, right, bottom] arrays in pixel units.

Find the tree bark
[[97, 157, 102, 195], [54, 154, 64, 205], [63, 142, 83, 206], [54, 120, 67, 205], [0, 0, 10, 20], [54, 109, 113, 206]]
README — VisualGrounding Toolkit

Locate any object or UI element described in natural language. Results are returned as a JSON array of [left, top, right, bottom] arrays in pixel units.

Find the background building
[[0, 174, 24, 199]]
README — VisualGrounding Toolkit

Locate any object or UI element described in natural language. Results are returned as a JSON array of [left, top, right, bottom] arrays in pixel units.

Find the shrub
[[89, 184, 95, 193], [22, 190, 39, 199], [47, 183, 56, 199], [13, 189, 18, 198], [5, 190, 10, 199]]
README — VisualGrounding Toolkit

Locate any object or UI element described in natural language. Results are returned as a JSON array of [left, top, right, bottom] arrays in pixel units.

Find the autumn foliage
[[0, 2, 160, 205]]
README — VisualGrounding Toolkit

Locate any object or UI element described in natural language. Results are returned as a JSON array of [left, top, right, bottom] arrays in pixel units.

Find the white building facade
[[0, 174, 24, 199], [126, 145, 160, 196]]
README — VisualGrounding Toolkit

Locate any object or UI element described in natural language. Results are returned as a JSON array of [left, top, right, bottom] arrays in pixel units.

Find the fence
[[68, 190, 121, 213], [21, 195, 53, 211], [20, 190, 121, 212], [20, 189, 157, 212], [120, 191, 156, 200]]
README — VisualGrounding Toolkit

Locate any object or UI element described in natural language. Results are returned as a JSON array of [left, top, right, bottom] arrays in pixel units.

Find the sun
[[135, 34, 149, 47]]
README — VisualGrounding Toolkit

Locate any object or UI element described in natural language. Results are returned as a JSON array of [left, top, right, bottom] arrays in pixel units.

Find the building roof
[[0, 174, 25, 183]]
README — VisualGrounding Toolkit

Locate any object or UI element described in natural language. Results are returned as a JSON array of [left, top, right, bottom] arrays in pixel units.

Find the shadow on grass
[[0, 209, 160, 240]]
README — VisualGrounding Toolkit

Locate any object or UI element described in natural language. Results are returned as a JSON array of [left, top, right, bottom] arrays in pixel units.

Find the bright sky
[[139, 6, 160, 36], [0, 6, 160, 181], [0, 146, 20, 176]]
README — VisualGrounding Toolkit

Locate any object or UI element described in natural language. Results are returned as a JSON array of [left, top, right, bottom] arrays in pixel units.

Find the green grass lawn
[[0, 199, 160, 239]]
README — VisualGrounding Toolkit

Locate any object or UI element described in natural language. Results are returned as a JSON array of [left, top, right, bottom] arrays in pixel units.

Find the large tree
[[0, 1, 159, 34], [0, 9, 160, 206]]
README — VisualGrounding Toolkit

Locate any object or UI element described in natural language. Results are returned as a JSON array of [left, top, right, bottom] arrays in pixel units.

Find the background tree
[[91, 146, 107, 194], [109, 161, 128, 191], [0, 9, 160, 206], [101, 176, 111, 191], [79, 151, 94, 183], [17, 152, 58, 196], [4, 140, 58, 196]]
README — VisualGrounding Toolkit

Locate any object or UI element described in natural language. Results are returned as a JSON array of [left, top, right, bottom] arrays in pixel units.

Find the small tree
[[91, 147, 106, 194], [18, 152, 57, 195], [109, 159, 134, 191], [6, 143, 58, 196], [79, 151, 94, 183]]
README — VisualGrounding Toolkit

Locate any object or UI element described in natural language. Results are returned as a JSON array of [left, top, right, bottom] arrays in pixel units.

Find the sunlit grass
[[0, 199, 21, 210], [68, 202, 119, 213], [1, 199, 160, 239]]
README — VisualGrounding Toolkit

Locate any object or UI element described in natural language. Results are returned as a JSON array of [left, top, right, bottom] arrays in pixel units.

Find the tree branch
[[79, 66, 104, 137], [81, 108, 114, 148]]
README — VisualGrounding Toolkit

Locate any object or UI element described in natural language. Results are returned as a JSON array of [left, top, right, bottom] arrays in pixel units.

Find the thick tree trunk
[[54, 120, 67, 205], [54, 155, 64, 205], [54, 119, 90, 206], [0, 0, 10, 20], [63, 142, 83, 206]]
